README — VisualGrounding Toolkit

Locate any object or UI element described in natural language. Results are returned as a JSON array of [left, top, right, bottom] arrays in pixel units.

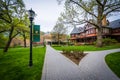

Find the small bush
[[62, 48, 71, 55], [62, 48, 84, 59], [94, 38, 118, 46], [52, 45, 61, 47], [102, 38, 118, 46], [61, 47, 85, 65]]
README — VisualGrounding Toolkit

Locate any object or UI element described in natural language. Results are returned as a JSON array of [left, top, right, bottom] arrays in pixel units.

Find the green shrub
[[62, 48, 71, 54], [102, 38, 118, 46], [62, 47, 84, 58], [94, 38, 118, 46]]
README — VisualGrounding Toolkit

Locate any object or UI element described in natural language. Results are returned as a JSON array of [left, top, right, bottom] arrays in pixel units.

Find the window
[[86, 31, 88, 34], [91, 29, 93, 34], [106, 29, 109, 33], [96, 29, 98, 33], [103, 28, 109, 33], [93, 29, 96, 33], [88, 30, 90, 34], [102, 28, 105, 33]]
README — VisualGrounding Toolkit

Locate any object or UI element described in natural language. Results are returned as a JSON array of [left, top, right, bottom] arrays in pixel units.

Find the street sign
[[33, 25, 40, 42]]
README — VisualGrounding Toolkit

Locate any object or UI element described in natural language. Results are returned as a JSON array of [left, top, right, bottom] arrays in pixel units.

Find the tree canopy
[[52, 17, 68, 44], [0, 0, 30, 52]]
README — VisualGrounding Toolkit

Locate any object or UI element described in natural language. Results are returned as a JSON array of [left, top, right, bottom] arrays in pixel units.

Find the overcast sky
[[24, 0, 64, 32], [24, 0, 120, 33]]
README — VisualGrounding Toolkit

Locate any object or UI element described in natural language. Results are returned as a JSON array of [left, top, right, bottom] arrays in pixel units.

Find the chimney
[[102, 15, 107, 26]]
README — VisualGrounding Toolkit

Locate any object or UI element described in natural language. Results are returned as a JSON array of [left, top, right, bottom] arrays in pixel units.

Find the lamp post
[[28, 8, 35, 67]]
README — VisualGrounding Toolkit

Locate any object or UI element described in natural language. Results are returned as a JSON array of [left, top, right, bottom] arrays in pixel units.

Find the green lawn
[[52, 44, 120, 51], [105, 52, 120, 78], [0, 47, 46, 80]]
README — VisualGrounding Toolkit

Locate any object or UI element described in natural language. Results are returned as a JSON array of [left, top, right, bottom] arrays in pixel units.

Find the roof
[[70, 27, 80, 34], [108, 19, 120, 29], [78, 27, 85, 33], [70, 26, 85, 34]]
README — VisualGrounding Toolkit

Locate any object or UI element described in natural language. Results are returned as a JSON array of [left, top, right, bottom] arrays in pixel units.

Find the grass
[[0, 46, 46, 80], [52, 43, 120, 51], [105, 52, 120, 78]]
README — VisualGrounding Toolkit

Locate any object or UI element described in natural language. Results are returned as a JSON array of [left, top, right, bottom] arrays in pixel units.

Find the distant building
[[10, 38, 30, 47], [43, 32, 52, 45], [11, 31, 44, 47], [70, 19, 120, 44]]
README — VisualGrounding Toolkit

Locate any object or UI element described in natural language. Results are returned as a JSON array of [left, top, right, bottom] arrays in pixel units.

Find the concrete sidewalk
[[41, 45, 120, 80], [79, 49, 120, 80], [41, 45, 81, 80]]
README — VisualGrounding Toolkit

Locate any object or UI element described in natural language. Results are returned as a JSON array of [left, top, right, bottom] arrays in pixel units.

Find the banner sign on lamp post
[[33, 25, 40, 42]]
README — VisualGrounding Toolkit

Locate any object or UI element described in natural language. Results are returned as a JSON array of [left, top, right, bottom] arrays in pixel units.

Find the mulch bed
[[61, 53, 87, 65]]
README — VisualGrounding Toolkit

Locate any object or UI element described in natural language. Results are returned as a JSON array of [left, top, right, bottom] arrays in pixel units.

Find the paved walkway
[[41, 45, 120, 80]]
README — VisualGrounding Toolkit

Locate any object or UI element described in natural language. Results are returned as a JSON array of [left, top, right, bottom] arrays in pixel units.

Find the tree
[[17, 23, 29, 48], [52, 17, 67, 45], [0, 33, 8, 48], [58, 0, 120, 47], [0, 0, 26, 52], [0, 0, 25, 23], [18, 14, 30, 48], [21, 30, 29, 47]]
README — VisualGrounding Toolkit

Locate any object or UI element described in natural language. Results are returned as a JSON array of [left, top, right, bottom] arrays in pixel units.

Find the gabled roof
[[78, 27, 85, 33], [108, 19, 120, 29], [70, 27, 80, 34], [70, 27, 85, 34]]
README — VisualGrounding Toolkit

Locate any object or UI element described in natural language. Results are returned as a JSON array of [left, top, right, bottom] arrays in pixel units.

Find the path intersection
[[41, 45, 120, 80]]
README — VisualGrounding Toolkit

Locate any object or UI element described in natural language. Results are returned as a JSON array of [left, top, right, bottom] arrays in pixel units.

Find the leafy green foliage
[[0, 47, 46, 80], [62, 47, 83, 52], [0, 0, 29, 52], [105, 52, 120, 78], [52, 17, 68, 44], [0, 0, 25, 23], [94, 38, 118, 46], [62, 47, 84, 59], [0, 33, 8, 48], [102, 38, 118, 46]]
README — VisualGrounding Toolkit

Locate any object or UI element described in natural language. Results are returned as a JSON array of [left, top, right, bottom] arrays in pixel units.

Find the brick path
[[41, 45, 120, 80]]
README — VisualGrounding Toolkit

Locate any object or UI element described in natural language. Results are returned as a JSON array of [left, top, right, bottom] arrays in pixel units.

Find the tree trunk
[[3, 38, 12, 52], [24, 37, 26, 47], [57, 33, 60, 45], [96, 4, 103, 47], [4, 27, 14, 52], [96, 27, 103, 47], [23, 32, 27, 47], [58, 33, 60, 45]]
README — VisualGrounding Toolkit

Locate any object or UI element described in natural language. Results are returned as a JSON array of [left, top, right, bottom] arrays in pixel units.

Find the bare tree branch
[[105, 6, 120, 16], [104, 3, 120, 11], [70, 0, 97, 18], [84, 20, 99, 28], [103, 0, 107, 6], [96, 0, 103, 6]]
